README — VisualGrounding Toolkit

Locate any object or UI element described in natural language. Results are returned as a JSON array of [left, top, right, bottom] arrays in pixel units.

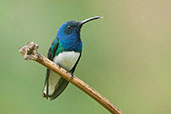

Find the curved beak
[[79, 16, 103, 26]]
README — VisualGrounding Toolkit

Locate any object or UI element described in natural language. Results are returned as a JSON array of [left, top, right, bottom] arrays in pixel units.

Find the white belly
[[43, 51, 80, 96], [53, 51, 80, 71]]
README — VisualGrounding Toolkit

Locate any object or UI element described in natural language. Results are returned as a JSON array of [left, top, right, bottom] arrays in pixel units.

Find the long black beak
[[79, 16, 103, 26]]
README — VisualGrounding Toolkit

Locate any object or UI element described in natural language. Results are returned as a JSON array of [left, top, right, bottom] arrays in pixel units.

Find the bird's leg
[[57, 64, 74, 80], [67, 71, 74, 80], [64, 69, 74, 80], [70, 73, 74, 79], [57, 64, 62, 69]]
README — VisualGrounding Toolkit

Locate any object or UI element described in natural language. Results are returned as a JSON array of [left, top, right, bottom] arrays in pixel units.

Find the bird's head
[[57, 16, 102, 40]]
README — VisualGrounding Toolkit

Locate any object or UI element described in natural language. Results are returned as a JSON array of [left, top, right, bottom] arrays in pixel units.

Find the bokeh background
[[0, 0, 171, 114]]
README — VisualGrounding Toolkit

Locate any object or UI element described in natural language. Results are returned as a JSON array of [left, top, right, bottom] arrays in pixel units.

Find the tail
[[43, 70, 69, 100]]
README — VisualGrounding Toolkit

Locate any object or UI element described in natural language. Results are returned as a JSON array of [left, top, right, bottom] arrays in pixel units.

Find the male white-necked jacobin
[[43, 16, 102, 100]]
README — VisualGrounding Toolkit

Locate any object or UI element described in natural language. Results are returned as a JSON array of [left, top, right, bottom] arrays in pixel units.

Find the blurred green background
[[0, 0, 171, 114]]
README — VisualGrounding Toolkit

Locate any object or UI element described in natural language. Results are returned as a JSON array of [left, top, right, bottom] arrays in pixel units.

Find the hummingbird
[[43, 16, 102, 100]]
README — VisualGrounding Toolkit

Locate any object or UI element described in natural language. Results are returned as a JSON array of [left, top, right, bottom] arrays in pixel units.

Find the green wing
[[43, 38, 69, 100]]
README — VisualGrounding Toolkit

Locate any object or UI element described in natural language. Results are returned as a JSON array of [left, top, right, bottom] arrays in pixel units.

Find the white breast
[[43, 51, 80, 96], [53, 51, 80, 71]]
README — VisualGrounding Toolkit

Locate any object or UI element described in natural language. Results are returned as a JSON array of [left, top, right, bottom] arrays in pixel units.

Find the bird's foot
[[70, 73, 74, 79], [58, 64, 62, 69], [66, 71, 74, 80], [57, 64, 74, 80]]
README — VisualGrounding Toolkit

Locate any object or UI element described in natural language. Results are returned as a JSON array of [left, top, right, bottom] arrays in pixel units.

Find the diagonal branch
[[18, 42, 124, 114]]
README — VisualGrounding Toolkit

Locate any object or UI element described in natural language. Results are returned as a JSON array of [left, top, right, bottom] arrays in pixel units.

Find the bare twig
[[19, 42, 124, 114]]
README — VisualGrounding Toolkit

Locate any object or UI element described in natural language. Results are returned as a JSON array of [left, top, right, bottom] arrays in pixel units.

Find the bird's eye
[[67, 26, 71, 30]]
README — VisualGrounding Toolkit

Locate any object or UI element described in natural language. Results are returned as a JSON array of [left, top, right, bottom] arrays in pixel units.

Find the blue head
[[57, 21, 81, 42], [56, 16, 102, 52]]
